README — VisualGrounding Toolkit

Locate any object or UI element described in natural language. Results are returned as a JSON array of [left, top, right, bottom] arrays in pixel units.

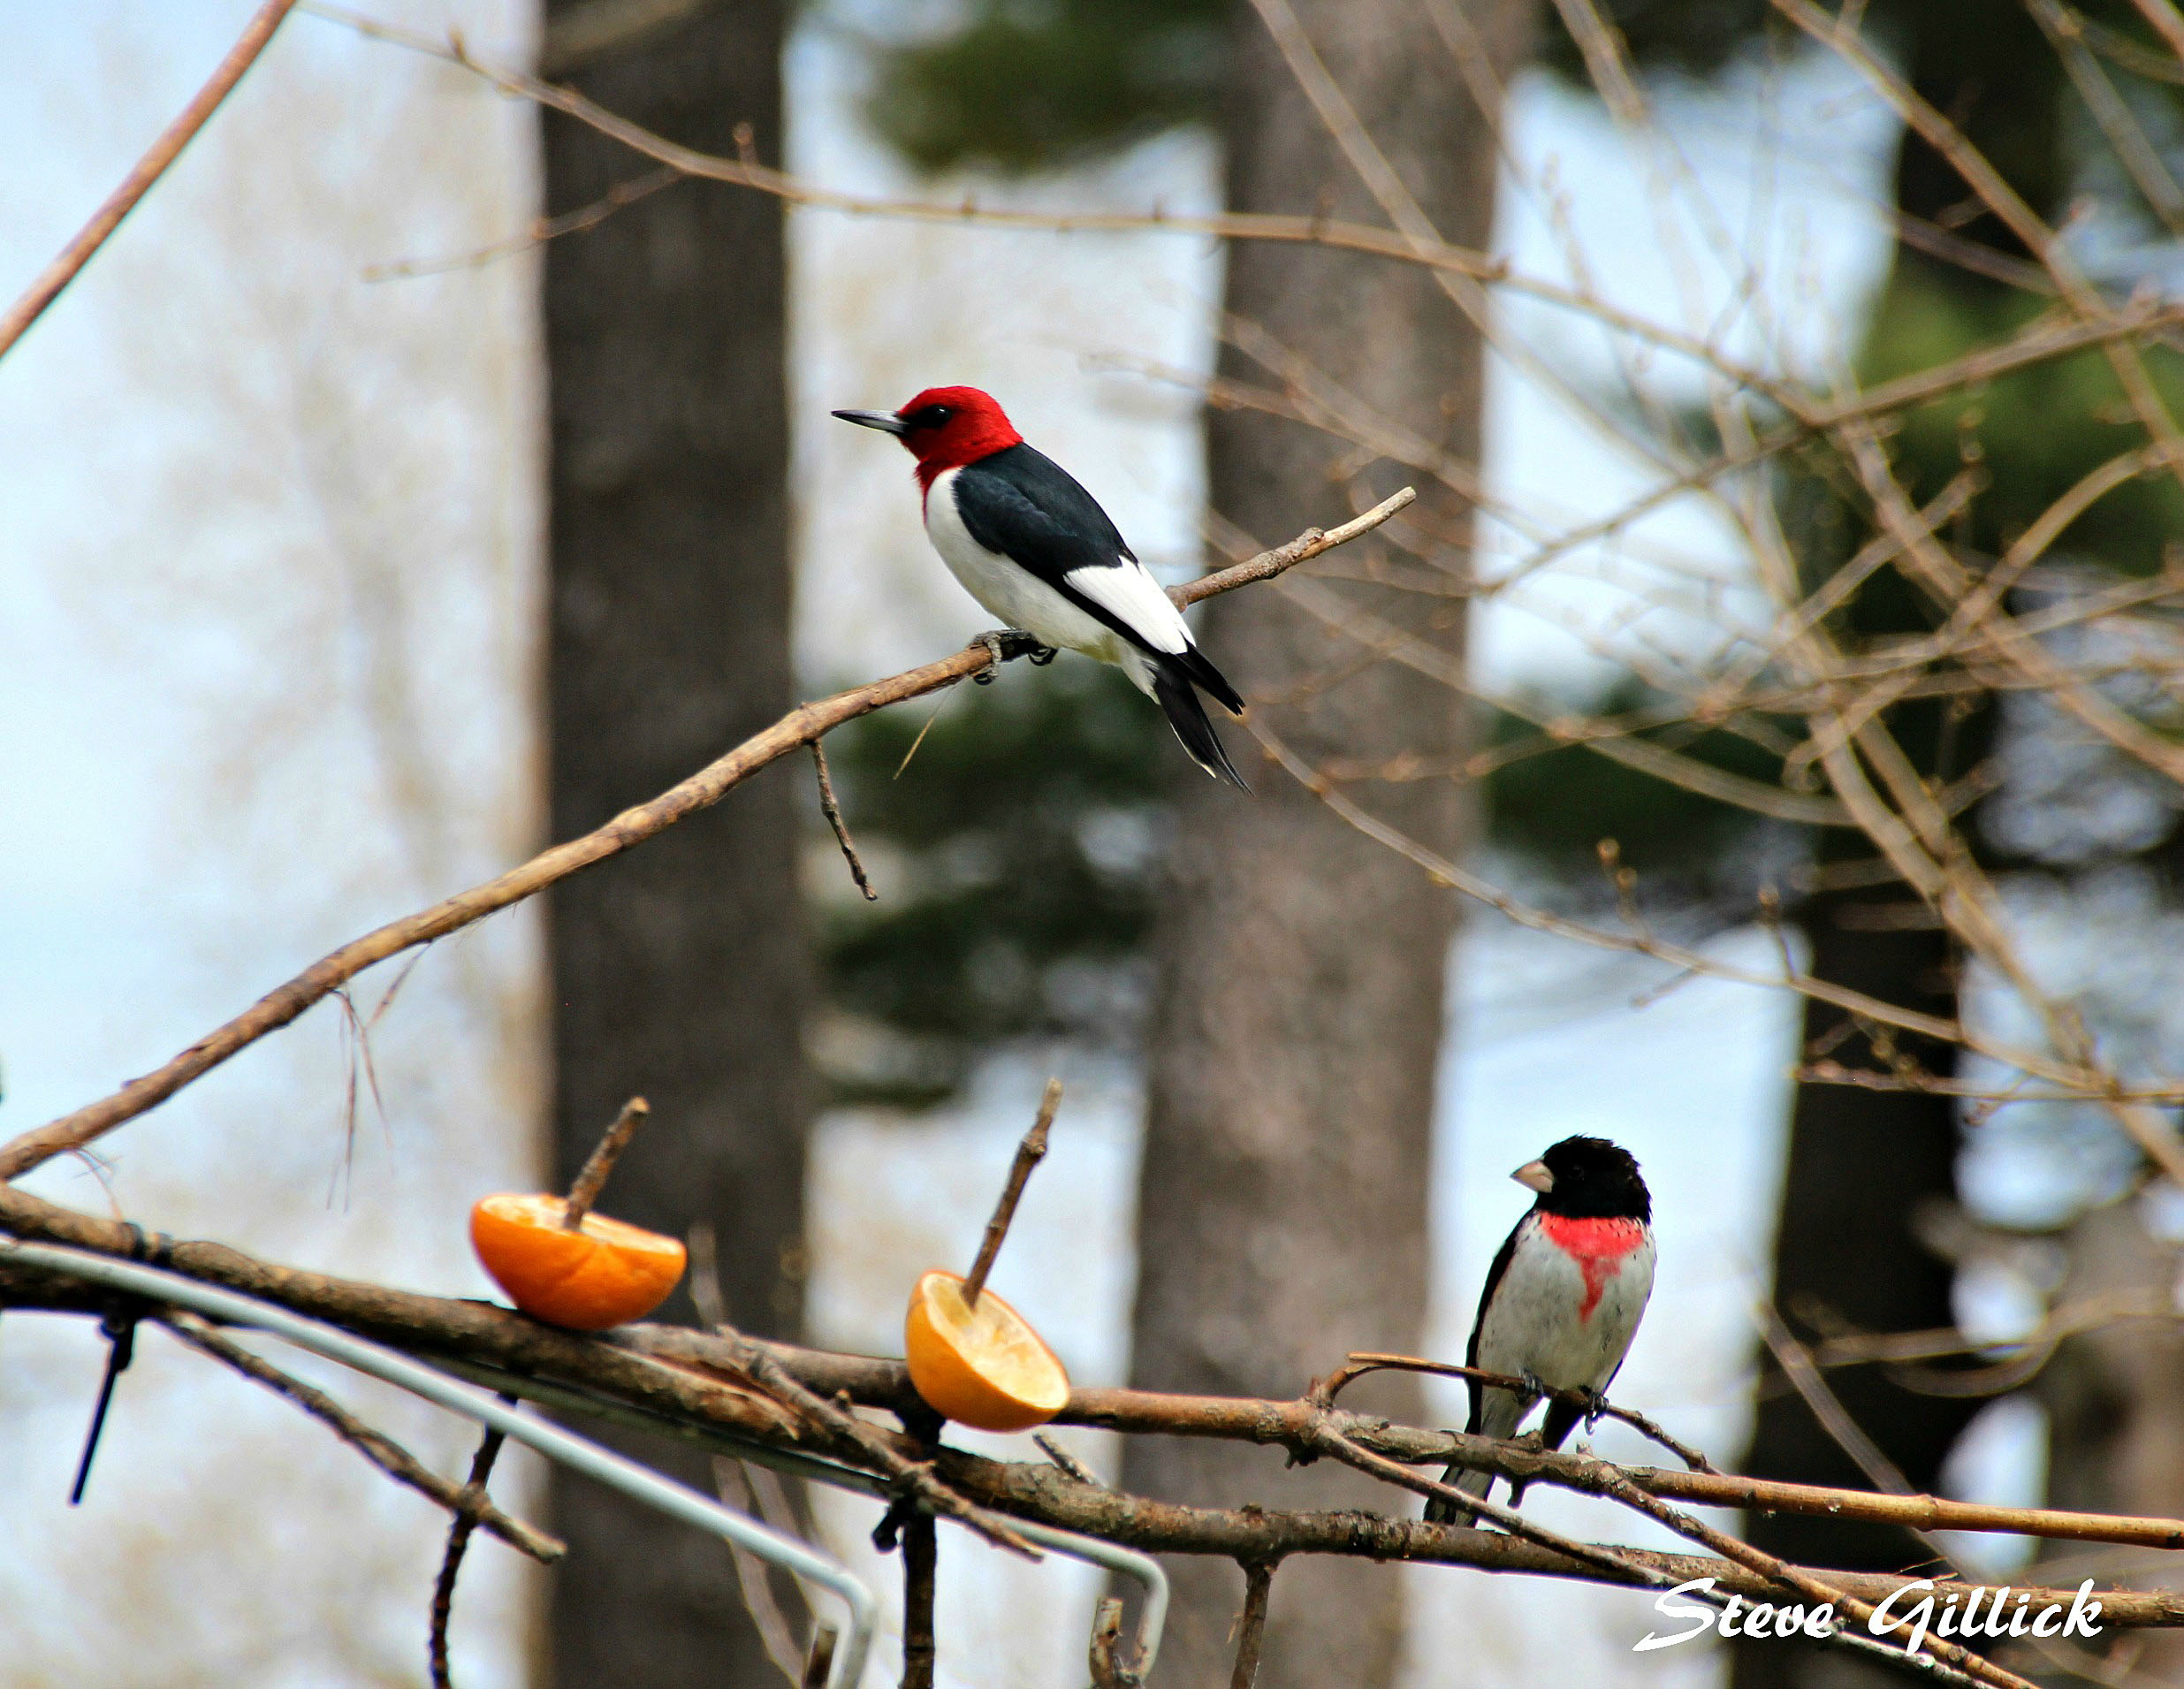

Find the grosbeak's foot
[[970, 628, 1044, 681], [1027, 643, 1058, 666], [1582, 1388, 1609, 1431]]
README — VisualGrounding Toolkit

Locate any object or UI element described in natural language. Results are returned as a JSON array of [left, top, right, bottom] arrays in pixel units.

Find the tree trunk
[[1733, 11, 2061, 1685], [2038, 1197, 2184, 1681], [1732, 892, 1984, 1689], [1122, 2, 1532, 1683], [540, 5, 806, 1684]]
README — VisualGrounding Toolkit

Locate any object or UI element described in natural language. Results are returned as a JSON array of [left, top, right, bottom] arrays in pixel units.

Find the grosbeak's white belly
[[1471, 1213, 1655, 1442]]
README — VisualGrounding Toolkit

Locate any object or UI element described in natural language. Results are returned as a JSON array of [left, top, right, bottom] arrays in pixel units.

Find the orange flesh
[[902, 1269, 1069, 1432]]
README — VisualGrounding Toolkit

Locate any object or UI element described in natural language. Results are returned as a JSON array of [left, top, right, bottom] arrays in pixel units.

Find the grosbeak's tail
[[1152, 661, 1249, 790], [1423, 1461, 1497, 1524]]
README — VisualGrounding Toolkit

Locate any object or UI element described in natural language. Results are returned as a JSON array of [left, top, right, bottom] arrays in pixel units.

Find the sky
[[0, 4, 2059, 1685]]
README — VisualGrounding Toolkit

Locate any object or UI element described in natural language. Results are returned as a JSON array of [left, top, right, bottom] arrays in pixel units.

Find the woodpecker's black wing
[[953, 443, 1133, 572], [950, 445, 1244, 714]]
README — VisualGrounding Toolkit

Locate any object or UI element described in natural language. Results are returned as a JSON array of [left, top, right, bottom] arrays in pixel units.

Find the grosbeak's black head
[[1511, 1136, 1650, 1222]]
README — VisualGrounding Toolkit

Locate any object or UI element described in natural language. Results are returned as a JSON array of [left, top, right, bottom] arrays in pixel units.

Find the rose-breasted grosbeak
[[1425, 1135, 1655, 1520]]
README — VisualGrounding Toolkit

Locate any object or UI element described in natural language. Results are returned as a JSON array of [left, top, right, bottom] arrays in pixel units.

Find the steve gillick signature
[[1634, 1576, 2105, 1657]]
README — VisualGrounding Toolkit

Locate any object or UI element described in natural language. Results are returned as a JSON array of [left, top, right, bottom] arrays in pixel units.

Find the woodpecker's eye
[[904, 404, 952, 430]]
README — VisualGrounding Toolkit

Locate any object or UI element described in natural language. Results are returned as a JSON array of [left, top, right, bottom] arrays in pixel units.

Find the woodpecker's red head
[[833, 386, 1024, 488]]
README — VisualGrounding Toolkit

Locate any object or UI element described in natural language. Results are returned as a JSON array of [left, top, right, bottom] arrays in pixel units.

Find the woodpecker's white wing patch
[[1062, 559, 1191, 655]]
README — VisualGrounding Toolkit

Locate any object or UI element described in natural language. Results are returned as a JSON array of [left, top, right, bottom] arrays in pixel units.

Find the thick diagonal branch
[[0, 491, 1412, 1183]]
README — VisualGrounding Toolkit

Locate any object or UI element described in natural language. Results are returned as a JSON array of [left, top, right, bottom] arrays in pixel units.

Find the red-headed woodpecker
[[833, 386, 1248, 788]]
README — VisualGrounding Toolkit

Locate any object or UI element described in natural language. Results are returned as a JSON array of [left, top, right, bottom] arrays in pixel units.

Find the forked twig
[[429, 1425, 508, 1688]]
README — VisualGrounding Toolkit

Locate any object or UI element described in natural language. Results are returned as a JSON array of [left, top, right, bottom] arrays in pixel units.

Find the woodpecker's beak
[[833, 408, 909, 436], [1512, 1159, 1554, 1195]]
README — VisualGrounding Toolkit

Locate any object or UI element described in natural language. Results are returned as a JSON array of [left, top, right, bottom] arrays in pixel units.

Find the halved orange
[[902, 1268, 1070, 1432], [469, 1192, 687, 1331]]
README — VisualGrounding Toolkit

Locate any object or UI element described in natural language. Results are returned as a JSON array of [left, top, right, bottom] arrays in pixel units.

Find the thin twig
[[686, 1221, 818, 1682], [365, 164, 683, 281], [2133, 0, 2184, 71], [429, 1425, 507, 1689], [712, 1328, 1041, 1560], [712, 1457, 810, 1685], [963, 1078, 1061, 1305], [0, 0, 300, 363], [1328, 1352, 1719, 1474], [563, 1097, 649, 1230], [1311, 1423, 2002, 1687], [162, 1315, 559, 1562], [800, 1629, 838, 1689], [1229, 1562, 1275, 1689], [1757, 1305, 1917, 1497], [1033, 1431, 1101, 1487], [809, 742, 876, 902], [1589, 1459, 2039, 1689], [1240, 715, 2149, 1107]]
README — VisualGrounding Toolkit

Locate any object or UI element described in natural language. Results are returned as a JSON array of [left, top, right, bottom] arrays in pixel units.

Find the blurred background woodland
[[6, 0, 2184, 1685]]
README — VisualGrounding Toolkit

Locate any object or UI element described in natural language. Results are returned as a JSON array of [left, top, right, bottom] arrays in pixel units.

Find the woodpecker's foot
[[1027, 643, 1058, 666], [1581, 1388, 1609, 1431], [969, 628, 1046, 681], [1519, 1370, 1549, 1402]]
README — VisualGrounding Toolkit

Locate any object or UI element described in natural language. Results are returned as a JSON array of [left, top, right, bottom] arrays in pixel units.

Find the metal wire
[[6, 1239, 1171, 1678], [2, 1241, 878, 1686]]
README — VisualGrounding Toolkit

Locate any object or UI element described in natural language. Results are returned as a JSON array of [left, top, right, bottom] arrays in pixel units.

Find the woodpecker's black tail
[[1152, 659, 1249, 790], [1169, 642, 1244, 717]]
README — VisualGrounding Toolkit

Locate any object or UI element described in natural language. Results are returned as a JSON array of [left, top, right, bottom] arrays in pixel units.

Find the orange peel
[[469, 1192, 686, 1331]]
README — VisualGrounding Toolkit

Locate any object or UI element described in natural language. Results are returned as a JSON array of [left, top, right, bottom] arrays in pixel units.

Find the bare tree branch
[[0, 0, 300, 362], [0, 492, 1412, 1184]]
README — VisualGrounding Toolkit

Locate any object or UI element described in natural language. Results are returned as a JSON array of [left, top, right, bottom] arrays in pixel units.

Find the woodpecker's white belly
[[1472, 1213, 1655, 1440], [924, 467, 1180, 696]]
